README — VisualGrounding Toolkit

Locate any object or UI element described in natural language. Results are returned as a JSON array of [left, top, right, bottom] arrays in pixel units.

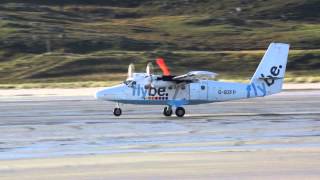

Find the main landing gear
[[163, 106, 185, 117], [175, 107, 185, 117], [163, 106, 173, 116]]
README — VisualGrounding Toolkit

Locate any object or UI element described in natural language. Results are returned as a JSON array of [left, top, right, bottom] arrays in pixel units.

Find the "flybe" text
[[132, 84, 168, 97]]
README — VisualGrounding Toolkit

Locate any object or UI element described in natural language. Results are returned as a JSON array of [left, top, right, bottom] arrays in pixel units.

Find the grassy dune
[[0, 0, 319, 87]]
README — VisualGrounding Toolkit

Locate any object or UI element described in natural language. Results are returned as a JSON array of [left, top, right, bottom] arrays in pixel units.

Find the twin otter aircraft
[[95, 43, 290, 117]]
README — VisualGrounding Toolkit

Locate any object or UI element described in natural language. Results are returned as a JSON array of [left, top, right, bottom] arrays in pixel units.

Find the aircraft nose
[[94, 87, 120, 101], [94, 89, 104, 100]]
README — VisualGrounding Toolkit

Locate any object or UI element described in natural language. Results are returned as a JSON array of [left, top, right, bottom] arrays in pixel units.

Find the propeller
[[127, 63, 135, 79], [145, 62, 154, 88], [156, 57, 170, 76], [146, 62, 154, 76]]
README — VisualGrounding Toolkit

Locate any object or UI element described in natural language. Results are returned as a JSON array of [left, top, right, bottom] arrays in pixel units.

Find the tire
[[163, 107, 173, 116], [175, 107, 185, 117], [113, 108, 122, 116]]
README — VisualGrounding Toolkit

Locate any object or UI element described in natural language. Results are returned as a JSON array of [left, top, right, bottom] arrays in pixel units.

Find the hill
[[0, 0, 319, 87]]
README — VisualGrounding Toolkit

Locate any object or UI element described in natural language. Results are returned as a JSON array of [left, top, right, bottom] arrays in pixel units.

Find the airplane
[[95, 43, 290, 117]]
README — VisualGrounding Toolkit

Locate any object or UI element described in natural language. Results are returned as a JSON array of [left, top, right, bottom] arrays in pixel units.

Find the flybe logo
[[132, 84, 169, 100], [246, 83, 266, 98], [260, 65, 282, 86], [246, 65, 282, 98]]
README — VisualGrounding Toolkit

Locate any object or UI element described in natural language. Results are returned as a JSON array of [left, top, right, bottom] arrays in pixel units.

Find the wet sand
[[0, 89, 319, 179]]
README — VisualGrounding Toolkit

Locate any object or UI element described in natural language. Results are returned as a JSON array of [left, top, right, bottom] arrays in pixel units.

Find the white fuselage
[[95, 78, 269, 107]]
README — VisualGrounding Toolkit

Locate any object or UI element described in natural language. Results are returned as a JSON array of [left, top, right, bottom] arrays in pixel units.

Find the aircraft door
[[190, 82, 208, 100]]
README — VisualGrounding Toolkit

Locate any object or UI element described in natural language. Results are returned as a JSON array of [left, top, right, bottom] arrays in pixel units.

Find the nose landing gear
[[113, 102, 122, 116], [113, 108, 122, 116]]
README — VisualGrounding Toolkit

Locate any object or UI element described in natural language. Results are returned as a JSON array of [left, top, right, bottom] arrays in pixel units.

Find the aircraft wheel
[[175, 107, 185, 117], [163, 107, 173, 116], [113, 108, 122, 116]]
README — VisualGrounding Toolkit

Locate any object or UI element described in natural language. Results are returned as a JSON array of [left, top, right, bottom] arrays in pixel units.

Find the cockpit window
[[123, 80, 132, 85], [131, 81, 136, 87], [123, 80, 136, 87]]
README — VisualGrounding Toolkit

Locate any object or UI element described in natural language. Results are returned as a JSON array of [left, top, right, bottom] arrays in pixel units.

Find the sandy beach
[[0, 85, 319, 179], [1, 149, 320, 180]]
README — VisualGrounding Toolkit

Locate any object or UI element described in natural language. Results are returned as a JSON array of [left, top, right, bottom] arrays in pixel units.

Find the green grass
[[0, 81, 120, 89], [0, 1, 319, 88], [0, 49, 319, 87]]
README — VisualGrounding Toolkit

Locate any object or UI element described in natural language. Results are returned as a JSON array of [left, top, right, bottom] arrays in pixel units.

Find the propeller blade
[[128, 63, 135, 79], [156, 57, 170, 76], [146, 62, 154, 75]]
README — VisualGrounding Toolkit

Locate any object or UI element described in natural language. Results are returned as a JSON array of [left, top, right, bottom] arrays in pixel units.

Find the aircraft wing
[[154, 58, 217, 83], [173, 71, 218, 81]]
